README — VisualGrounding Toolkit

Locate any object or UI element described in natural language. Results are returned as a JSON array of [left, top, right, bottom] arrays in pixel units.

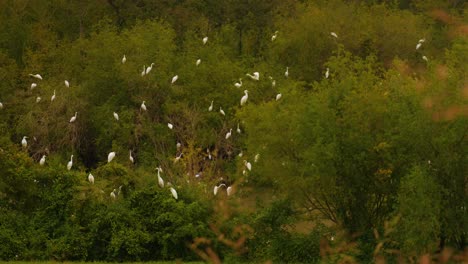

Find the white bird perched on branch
[[31, 83, 37, 90], [276, 93, 282, 101], [170, 187, 178, 199], [246, 72, 260, 81], [325, 68, 329, 79], [0, 102, 3, 109], [122, 54, 126, 64], [168, 123, 174, 129], [237, 123, 241, 134], [196, 59, 201, 66], [219, 107, 225, 116], [29, 73, 43, 80], [145, 63, 154, 75], [285, 67, 289, 78], [141, 65, 146, 76], [244, 160, 252, 171], [140, 101, 147, 111], [69, 112, 78, 123], [240, 90, 248, 106], [51, 90, 56, 102], [39, 155, 46, 166], [174, 153, 183, 163], [21, 136, 28, 148], [64, 80, 70, 88], [271, 31, 279, 41], [234, 78, 243, 88], [203, 36, 208, 45], [226, 128, 232, 140], [171, 75, 178, 84], [208, 100, 213, 111], [330, 32, 338, 38], [110, 189, 117, 199], [108, 152, 116, 163], [157, 167, 164, 188], [36, 96, 41, 103], [88, 173, 94, 184], [129, 150, 134, 163], [113, 112, 119, 121], [67, 155, 73, 170]]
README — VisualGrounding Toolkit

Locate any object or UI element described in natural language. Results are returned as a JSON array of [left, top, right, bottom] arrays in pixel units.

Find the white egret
[[141, 65, 146, 76], [39, 155, 46, 166], [122, 54, 126, 64], [129, 150, 134, 163], [88, 173, 94, 184], [36, 97, 41, 103], [174, 153, 183, 163], [171, 75, 178, 84], [110, 189, 116, 199], [203, 36, 208, 45], [108, 152, 116, 163], [176, 142, 181, 149], [237, 123, 241, 134], [238, 151, 243, 157], [31, 83, 37, 89], [276, 93, 282, 101], [269, 76, 276, 87], [214, 185, 219, 195], [244, 160, 252, 171], [0, 102, 3, 109], [118, 185, 123, 196], [422, 55, 428, 62], [196, 59, 201, 66], [208, 100, 213, 111], [170, 187, 178, 200], [246, 72, 260, 81], [64, 80, 70, 88], [113, 112, 119, 121], [226, 128, 232, 139], [254, 154, 260, 163], [234, 78, 243, 88], [29, 73, 43, 80], [21, 136, 28, 148], [331, 32, 338, 38], [219, 107, 225, 116], [419, 38, 425, 43], [207, 148, 212, 160], [416, 43, 422, 50], [145, 63, 154, 74], [271, 31, 279, 41], [141, 101, 147, 111], [157, 168, 164, 188], [325, 68, 329, 79], [69, 112, 78, 123], [226, 186, 233, 196], [240, 90, 248, 106], [168, 123, 173, 129], [285, 67, 289, 78], [51, 90, 56, 102], [67, 155, 73, 170]]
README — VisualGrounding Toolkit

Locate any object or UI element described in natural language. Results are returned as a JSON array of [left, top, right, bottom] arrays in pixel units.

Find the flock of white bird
[[1, 31, 428, 201]]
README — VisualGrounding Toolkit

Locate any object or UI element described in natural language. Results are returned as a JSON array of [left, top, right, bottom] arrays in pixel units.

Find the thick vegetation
[[0, 0, 466, 263]]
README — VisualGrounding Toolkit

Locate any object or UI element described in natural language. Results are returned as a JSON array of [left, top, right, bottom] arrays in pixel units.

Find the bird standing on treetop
[[108, 152, 116, 163], [246, 72, 260, 81], [67, 155, 73, 170], [240, 90, 249, 106], [69, 112, 78, 123]]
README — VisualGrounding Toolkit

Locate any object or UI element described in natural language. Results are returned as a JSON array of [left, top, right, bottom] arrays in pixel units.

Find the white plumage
[[108, 152, 116, 163]]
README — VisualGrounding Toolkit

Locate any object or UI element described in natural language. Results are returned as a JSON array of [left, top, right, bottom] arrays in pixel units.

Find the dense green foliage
[[0, 0, 466, 262]]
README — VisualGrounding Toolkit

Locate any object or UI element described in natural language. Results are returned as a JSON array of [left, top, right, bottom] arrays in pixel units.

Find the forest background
[[0, 0, 466, 263]]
